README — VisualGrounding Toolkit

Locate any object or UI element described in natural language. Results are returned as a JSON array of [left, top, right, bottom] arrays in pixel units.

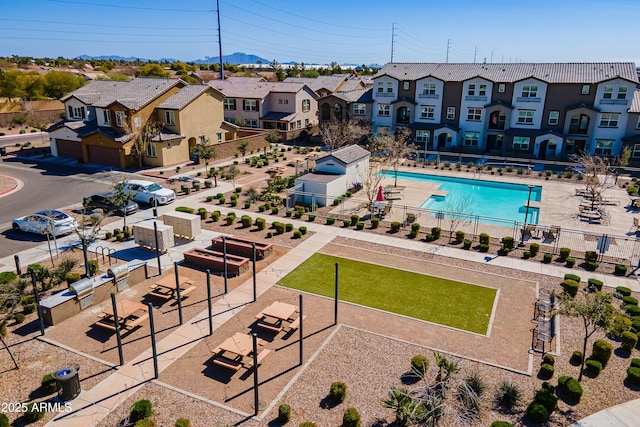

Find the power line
[[47, 0, 209, 13], [0, 17, 210, 31]]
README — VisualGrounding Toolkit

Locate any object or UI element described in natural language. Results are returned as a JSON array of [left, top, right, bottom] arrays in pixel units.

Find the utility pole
[[216, 0, 224, 80], [473, 45, 477, 63], [390, 23, 397, 63], [490, 50, 494, 63], [446, 39, 451, 63]]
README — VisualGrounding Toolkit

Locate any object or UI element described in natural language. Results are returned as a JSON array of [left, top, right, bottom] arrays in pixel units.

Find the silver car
[[12, 210, 78, 237]]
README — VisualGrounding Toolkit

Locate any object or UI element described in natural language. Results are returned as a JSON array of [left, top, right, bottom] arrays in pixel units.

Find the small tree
[[224, 164, 240, 189], [319, 120, 371, 152], [554, 291, 618, 381], [359, 158, 388, 215], [238, 141, 249, 160], [570, 152, 610, 211], [375, 127, 414, 187], [108, 179, 136, 228], [75, 208, 104, 278], [193, 137, 216, 167], [265, 131, 282, 145], [129, 119, 162, 169], [445, 194, 474, 243]]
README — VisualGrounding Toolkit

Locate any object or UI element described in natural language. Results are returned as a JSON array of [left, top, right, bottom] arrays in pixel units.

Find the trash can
[[193, 152, 199, 165], [0, 146, 6, 156], [52, 365, 81, 401]]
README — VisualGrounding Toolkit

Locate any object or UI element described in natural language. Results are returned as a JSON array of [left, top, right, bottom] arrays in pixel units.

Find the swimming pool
[[391, 171, 542, 224]]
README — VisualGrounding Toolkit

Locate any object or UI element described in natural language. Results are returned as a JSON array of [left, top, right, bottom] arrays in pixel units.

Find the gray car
[[12, 210, 78, 237]]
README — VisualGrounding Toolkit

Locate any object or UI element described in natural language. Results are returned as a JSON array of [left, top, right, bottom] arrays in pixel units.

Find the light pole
[[519, 184, 534, 246]]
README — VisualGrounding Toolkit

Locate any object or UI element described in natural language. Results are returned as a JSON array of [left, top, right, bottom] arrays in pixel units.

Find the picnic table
[[148, 275, 196, 300], [211, 332, 270, 370], [255, 301, 303, 332], [95, 300, 149, 331]]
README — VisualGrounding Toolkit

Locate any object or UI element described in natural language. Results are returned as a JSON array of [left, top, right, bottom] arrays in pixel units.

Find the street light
[[519, 184, 534, 246]]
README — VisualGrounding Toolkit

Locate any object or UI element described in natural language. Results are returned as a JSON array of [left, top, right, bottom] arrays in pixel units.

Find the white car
[[120, 180, 176, 205], [12, 210, 78, 237]]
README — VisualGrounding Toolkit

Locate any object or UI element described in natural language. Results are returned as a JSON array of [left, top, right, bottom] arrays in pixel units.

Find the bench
[[244, 348, 271, 368], [148, 290, 172, 300], [211, 236, 273, 260], [95, 319, 117, 331], [256, 319, 282, 332], [124, 313, 149, 330], [286, 315, 306, 331], [212, 355, 243, 371]]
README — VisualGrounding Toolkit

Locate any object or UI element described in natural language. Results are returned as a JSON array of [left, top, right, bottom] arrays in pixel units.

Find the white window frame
[[517, 110, 535, 125], [102, 110, 110, 125], [244, 99, 258, 112], [467, 108, 482, 121], [223, 99, 236, 110], [548, 111, 559, 126], [446, 107, 455, 120], [386, 82, 393, 93], [595, 139, 614, 156], [377, 82, 384, 93], [582, 85, 590, 95], [420, 105, 435, 120], [422, 83, 436, 95], [498, 84, 505, 93], [478, 84, 487, 96], [302, 99, 310, 112], [246, 119, 258, 128], [403, 81, 410, 90], [633, 144, 640, 159], [146, 141, 156, 157], [599, 113, 620, 128], [378, 104, 391, 117], [115, 111, 126, 127], [216, 133, 223, 142], [304, 118, 310, 126], [415, 130, 429, 143], [513, 136, 530, 150], [618, 86, 628, 100], [603, 86, 613, 99], [464, 132, 479, 146], [165, 110, 175, 125], [467, 84, 476, 96], [353, 103, 366, 116], [521, 85, 538, 98]]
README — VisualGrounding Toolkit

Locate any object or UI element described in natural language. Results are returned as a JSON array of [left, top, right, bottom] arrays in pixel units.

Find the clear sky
[[1, 0, 639, 66]]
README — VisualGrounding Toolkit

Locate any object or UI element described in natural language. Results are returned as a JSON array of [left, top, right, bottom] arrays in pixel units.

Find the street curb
[[0, 175, 19, 196]]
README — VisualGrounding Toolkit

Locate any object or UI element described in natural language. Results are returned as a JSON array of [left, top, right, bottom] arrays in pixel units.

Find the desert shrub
[[566, 257, 576, 268], [350, 214, 359, 226], [258, 205, 267, 212], [329, 381, 347, 404], [356, 222, 365, 230], [617, 286, 632, 297], [529, 242, 540, 256], [526, 402, 548, 424], [543, 353, 555, 366], [558, 376, 583, 403], [274, 222, 285, 234], [24, 403, 46, 422], [342, 407, 361, 427], [371, 217, 380, 229], [479, 244, 489, 253], [294, 211, 303, 219], [479, 233, 490, 244], [299, 226, 307, 235], [0, 413, 8, 427], [299, 423, 317, 427], [343, 219, 351, 227], [431, 227, 441, 239], [13, 313, 25, 324], [134, 419, 154, 427], [411, 222, 420, 233], [523, 251, 531, 259], [278, 404, 291, 424], [534, 386, 558, 413], [623, 296, 639, 306], [585, 261, 598, 271], [175, 206, 195, 214], [501, 236, 515, 249], [88, 259, 99, 276], [611, 315, 633, 337], [174, 419, 190, 427], [240, 215, 252, 228], [632, 359, 640, 368], [410, 355, 429, 376], [587, 278, 603, 292], [211, 211, 221, 221], [455, 230, 465, 243], [0, 271, 17, 283], [293, 231, 302, 239], [65, 272, 81, 285], [285, 223, 294, 232], [327, 217, 335, 225], [255, 218, 266, 230], [197, 207, 208, 220], [562, 279, 580, 297], [559, 247, 571, 260], [206, 195, 214, 202], [41, 373, 57, 394], [615, 265, 628, 276], [585, 359, 603, 376], [307, 214, 316, 222], [495, 380, 521, 409], [218, 196, 226, 204], [390, 222, 401, 233], [564, 273, 581, 283], [490, 422, 513, 427], [538, 363, 554, 379], [271, 207, 279, 215], [570, 351, 583, 365], [585, 250, 598, 263], [627, 367, 640, 385], [225, 215, 235, 226], [22, 303, 36, 315], [130, 399, 153, 423], [621, 331, 638, 351], [543, 253, 553, 263], [591, 339, 613, 366], [463, 239, 472, 249]]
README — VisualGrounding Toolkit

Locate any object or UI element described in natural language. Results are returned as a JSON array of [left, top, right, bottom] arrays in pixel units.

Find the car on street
[[119, 180, 176, 205], [83, 192, 139, 216], [12, 210, 78, 237]]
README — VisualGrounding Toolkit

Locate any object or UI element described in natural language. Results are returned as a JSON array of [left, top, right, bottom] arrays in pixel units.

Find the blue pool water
[[391, 171, 542, 224]]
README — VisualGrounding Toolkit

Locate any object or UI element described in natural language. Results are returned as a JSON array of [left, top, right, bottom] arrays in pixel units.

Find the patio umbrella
[[376, 185, 385, 202]]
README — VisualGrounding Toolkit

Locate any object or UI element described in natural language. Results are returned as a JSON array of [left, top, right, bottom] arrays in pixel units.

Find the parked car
[[12, 210, 78, 237], [119, 180, 176, 205], [83, 192, 139, 216]]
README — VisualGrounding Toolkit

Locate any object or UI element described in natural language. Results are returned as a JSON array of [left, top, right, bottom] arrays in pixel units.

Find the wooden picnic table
[[148, 275, 196, 300], [255, 301, 304, 332], [211, 333, 269, 370], [96, 300, 149, 331]]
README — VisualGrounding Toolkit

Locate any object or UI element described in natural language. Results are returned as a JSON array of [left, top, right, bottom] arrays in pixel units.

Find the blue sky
[[1, 0, 639, 66]]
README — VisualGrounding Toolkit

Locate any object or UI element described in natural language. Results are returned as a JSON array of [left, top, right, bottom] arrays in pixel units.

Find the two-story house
[[284, 75, 366, 97], [317, 88, 373, 124], [369, 62, 640, 161]]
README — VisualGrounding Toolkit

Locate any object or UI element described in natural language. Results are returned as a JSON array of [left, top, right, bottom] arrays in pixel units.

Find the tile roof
[[331, 88, 373, 103], [630, 89, 640, 113], [262, 111, 297, 121], [374, 62, 639, 84], [338, 78, 365, 92], [208, 80, 308, 99], [157, 85, 210, 110], [284, 76, 347, 92], [62, 78, 184, 110], [296, 172, 343, 183], [325, 144, 370, 164]]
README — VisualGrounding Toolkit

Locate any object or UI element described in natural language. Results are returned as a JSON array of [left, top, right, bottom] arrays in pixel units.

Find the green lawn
[[277, 253, 496, 334]]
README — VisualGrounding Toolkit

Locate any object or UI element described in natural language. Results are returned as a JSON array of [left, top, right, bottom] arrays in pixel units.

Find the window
[[68, 105, 86, 119], [582, 85, 590, 95], [246, 119, 258, 128], [216, 133, 223, 142], [478, 84, 487, 96], [165, 110, 175, 125], [133, 117, 141, 128], [378, 104, 391, 117], [467, 108, 482, 121], [467, 84, 476, 96], [415, 130, 429, 143], [297, 120, 301, 128], [446, 107, 456, 120], [146, 142, 156, 157], [599, 113, 620, 127], [512, 136, 530, 150], [637, 116, 640, 129], [569, 114, 590, 134], [595, 139, 614, 156], [548, 111, 559, 125], [633, 144, 640, 159], [353, 103, 366, 116], [420, 105, 435, 120], [302, 99, 310, 112], [115, 111, 125, 127], [422, 83, 436, 95], [244, 99, 258, 111], [305, 118, 310, 126], [102, 110, 110, 125], [603, 86, 613, 99], [498, 84, 505, 93], [377, 82, 384, 93], [199, 135, 206, 144], [618, 86, 628, 99], [521, 85, 538, 98], [403, 81, 410, 90], [387, 82, 393, 93], [464, 132, 479, 146], [278, 98, 288, 104], [223, 99, 236, 110], [489, 111, 506, 130], [517, 110, 535, 125]]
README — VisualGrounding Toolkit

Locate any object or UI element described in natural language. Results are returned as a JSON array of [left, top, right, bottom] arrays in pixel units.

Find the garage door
[[56, 139, 83, 160], [86, 145, 120, 167]]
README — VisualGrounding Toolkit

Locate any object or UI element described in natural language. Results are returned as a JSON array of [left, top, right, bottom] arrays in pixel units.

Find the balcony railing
[[418, 94, 439, 99], [516, 97, 541, 103], [376, 92, 395, 97], [465, 96, 488, 102], [600, 99, 628, 105]]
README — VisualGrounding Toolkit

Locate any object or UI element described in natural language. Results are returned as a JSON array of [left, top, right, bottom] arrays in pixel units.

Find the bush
[[534, 387, 558, 413], [585, 250, 598, 263], [479, 233, 490, 244], [256, 218, 266, 230], [207, 195, 215, 202], [134, 420, 154, 427], [611, 315, 632, 337], [585, 261, 598, 271], [626, 305, 640, 317], [615, 265, 628, 276], [22, 303, 36, 315], [293, 231, 302, 239], [0, 413, 8, 427], [24, 403, 46, 422], [588, 278, 603, 292], [501, 236, 515, 249], [479, 244, 489, 252], [0, 271, 17, 283], [327, 217, 335, 225], [538, 363, 554, 379], [371, 217, 380, 229], [65, 272, 81, 285], [592, 339, 613, 366], [621, 331, 638, 351], [285, 223, 294, 232], [627, 367, 640, 385], [274, 222, 285, 234], [294, 211, 303, 219], [543, 353, 555, 366], [490, 422, 513, 427], [529, 242, 540, 256], [174, 419, 191, 427], [562, 279, 580, 297], [632, 358, 640, 368], [463, 239, 472, 249], [211, 211, 221, 222], [558, 376, 583, 403], [299, 226, 307, 235], [41, 373, 57, 394], [271, 207, 279, 215], [564, 273, 581, 282], [342, 407, 361, 427], [350, 214, 359, 226], [617, 286, 632, 297], [623, 296, 639, 306], [198, 207, 208, 220], [410, 355, 429, 376], [218, 196, 226, 204], [495, 380, 521, 409], [559, 247, 571, 260], [130, 399, 153, 423], [543, 253, 553, 263], [411, 222, 421, 233], [566, 257, 576, 268], [13, 313, 25, 324], [526, 402, 548, 424], [523, 251, 531, 259], [455, 230, 465, 243], [278, 403, 291, 423], [299, 423, 317, 427], [570, 351, 583, 365], [225, 215, 235, 226], [343, 219, 351, 227], [88, 259, 99, 276], [390, 222, 401, 233], [175, 206, 195, 214], [431, 227, 441, 240], [241, 215, 252, 228], [585, 358, 603, 376], [329, 381, 346, 404]]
